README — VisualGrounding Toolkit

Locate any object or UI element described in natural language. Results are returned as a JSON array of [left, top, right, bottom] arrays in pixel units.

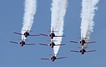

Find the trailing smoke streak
[[21, 0, 37, 40], [80, 0, 99, 41], [51, 0, 68, 56]]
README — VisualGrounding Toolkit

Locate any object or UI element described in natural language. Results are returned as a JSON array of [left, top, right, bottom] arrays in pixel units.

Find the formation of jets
[[10, 28, 96, 62]]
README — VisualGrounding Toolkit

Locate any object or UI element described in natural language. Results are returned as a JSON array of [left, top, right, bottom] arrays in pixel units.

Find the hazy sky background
[[0, 0, 106, 67]]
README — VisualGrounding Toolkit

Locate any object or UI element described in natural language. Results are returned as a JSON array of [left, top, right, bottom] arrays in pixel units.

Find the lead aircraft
[[41, 54, 66, 62], [14, 30, 39, 37]]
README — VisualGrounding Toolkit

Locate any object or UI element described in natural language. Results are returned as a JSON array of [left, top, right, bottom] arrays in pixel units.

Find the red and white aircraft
[[39, 41, 65, 48], [14, 30, 39, 37], [70, 39, 95, 47], [41, 55, 66, 62], [40, 28, 65, 39], [10, 40, 35, 47], [71, 48, 96, 55]]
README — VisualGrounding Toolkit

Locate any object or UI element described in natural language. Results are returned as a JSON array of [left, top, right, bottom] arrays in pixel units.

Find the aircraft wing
[[70, 41, 79, 43], [86, 50, 96, 52], [29, 34, 40, 36], [25, 43, 35, 45], [86, 42, 96, 44], [41, 58, 50, 60], [57, 56, 67, 59], [70, 50, 80, 52], [13, 32, 22, 35], [55, 35, 65, 37], [39, 43, 48, 46], [10, 41, 18, 44], [40, 34, 48, 36], [55, 44, 65, 46]]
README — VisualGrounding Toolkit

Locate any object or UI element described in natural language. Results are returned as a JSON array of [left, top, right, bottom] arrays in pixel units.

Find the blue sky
[[0, 0, 106, 67]]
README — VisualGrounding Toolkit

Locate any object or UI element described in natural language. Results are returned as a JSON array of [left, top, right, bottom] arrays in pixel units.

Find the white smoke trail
[[51, 0, 68, 56], [80, 0, 99, 41], [21, 0, 37, 40]]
